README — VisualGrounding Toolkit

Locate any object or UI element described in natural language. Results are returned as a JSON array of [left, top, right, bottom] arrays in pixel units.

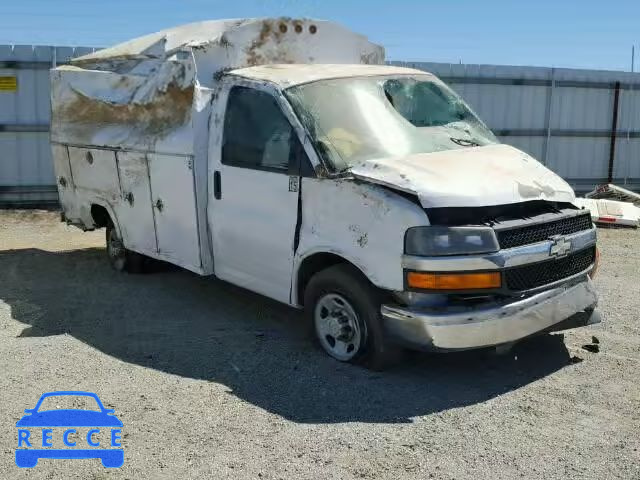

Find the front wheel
[[304, 264, 401, 370]]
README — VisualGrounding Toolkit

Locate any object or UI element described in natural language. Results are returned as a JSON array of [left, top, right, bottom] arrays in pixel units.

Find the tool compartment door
[[114, 151, 157, 256], [67, 147, 119, 198], [148, 153, 202, 273]]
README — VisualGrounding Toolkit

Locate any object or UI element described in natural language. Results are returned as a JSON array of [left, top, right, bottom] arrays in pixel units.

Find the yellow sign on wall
[[0, 76, 17, 92]]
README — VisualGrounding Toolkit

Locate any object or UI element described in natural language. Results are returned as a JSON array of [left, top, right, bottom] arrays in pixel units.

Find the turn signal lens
[[588, 247, 600, 279], [407, 271, 501, 290]]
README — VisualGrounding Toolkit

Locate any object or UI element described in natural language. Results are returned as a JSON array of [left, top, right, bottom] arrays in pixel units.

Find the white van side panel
[[56, 143, 208, 275], [191, 86, 215, 274], [293, 178, 429, 304], [52, 144, 75, 214]]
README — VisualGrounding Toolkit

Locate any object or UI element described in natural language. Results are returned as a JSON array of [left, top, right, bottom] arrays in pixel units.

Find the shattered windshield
[[285, 75, 498, 172]]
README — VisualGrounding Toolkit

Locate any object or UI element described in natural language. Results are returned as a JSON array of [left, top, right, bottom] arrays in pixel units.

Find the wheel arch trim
[[292, 248, 377, 307], [88, 200, 123, 239]]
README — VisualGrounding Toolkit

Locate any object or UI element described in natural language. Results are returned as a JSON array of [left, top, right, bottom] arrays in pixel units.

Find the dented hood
[[349, 144, 575, 208]]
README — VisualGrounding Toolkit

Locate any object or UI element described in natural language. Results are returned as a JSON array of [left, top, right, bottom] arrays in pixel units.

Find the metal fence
[[1, 44, 639, 206], [0, 44, 97, 206]]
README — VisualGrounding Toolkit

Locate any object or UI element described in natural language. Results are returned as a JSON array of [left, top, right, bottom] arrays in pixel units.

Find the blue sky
[[1, 0, 638, 71]]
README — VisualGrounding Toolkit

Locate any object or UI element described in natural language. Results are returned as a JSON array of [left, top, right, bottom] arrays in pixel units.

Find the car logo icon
[[15, 391, 123, 468], [549, 235, 572, 258]]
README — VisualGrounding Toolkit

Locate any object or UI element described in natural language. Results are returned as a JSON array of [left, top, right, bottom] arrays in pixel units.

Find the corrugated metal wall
[[1, 45, 639, 206], [392, 61, 640, 194], [0, 44, 96, 206]]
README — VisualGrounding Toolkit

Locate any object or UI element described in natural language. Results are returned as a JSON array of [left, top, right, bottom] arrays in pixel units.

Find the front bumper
[[381, 278, 599, 351]]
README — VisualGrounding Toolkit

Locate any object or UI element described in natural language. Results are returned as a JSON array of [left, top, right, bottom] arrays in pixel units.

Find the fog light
[[407, 271, 501, 290]]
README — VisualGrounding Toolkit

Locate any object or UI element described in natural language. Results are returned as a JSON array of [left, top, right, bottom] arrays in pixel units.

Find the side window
[[222, 86, 294, 172]]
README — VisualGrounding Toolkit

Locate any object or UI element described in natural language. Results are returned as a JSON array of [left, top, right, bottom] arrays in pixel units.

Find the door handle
[[214, 171, 222, 200]]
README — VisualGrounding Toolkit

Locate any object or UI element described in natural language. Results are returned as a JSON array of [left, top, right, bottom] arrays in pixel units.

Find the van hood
[[349, 144, 575, 208]]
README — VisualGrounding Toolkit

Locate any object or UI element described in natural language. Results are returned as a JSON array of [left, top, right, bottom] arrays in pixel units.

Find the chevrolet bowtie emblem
[[549, 236, 572, 257]]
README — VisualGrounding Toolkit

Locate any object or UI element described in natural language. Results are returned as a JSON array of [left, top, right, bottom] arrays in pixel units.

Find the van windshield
[[285, 75, 498, 172]]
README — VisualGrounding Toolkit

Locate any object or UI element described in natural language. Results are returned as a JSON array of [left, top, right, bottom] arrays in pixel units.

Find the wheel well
[[90, 204, 111, 228], [297, 253, 358, 306]]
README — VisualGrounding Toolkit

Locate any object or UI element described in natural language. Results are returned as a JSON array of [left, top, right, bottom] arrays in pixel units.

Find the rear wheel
[[304, 264, 401, 370], [106, 223, 144, 273]]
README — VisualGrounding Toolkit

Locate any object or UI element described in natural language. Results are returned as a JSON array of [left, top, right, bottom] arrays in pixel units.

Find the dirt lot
[[0, 210, 639, 479]]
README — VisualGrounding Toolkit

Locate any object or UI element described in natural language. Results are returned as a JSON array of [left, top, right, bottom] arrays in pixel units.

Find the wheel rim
[[314, 293, 364, 361], [107, 227, 126, 271]]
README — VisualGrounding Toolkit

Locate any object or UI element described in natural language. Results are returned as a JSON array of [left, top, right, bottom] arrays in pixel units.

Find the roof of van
[[227, 64, 432, 88], [71, 18, 384, 70], [72, 19, 247, 63]]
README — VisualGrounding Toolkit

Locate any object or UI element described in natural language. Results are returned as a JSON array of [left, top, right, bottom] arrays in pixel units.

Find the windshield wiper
[[450, 137, 481, 147]]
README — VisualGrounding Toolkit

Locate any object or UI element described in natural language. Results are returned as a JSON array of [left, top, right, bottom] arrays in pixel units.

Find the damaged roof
[[72, 19, 249, 63], [67, 17, 386, 88], [228, 64, 432, 88], [71, 17, 383, 66]]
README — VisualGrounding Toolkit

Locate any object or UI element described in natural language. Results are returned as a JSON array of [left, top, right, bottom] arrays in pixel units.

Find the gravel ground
[[0, 210, 639, 479]]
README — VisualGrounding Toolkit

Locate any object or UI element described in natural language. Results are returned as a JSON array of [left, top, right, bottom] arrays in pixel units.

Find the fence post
[[542, 68, 555, 165], [608, 81, 621, 183]]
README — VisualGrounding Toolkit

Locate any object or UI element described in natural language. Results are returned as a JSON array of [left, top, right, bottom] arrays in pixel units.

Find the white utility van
[[51, 18, 600, 368]]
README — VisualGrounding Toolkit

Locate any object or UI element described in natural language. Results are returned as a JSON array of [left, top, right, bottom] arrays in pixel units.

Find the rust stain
[[218, 34, 232, 49], [246, 20, 273, 66], [54, 84, 194, 136], [348, 224, 369, 248], [245, 19, 296, 66], [357, 232, 368, 248]]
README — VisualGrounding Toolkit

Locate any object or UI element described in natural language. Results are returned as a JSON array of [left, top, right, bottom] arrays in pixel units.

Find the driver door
[[209, 82, 307, 304]]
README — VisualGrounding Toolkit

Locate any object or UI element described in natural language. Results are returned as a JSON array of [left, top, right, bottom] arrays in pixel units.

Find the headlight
[[405, 226, 499, 256]]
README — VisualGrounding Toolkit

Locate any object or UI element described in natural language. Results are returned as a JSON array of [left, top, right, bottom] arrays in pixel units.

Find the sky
[[1, 0, 639, 71]]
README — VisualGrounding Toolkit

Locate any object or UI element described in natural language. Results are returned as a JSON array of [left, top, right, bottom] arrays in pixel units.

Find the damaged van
[[51, 18, 600, 368]]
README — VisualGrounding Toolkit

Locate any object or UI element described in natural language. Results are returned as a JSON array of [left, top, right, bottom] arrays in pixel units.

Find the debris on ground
[[582, 344, 601, 353], [586, 184, 640, 206], [574, 196, 640, 228]]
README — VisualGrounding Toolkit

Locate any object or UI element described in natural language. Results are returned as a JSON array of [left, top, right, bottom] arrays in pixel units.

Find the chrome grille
[[497, 213, 592, 249], [504, 247, 595, 291]]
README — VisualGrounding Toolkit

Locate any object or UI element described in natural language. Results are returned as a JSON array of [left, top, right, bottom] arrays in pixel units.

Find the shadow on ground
[[1, 247, 574, 424]]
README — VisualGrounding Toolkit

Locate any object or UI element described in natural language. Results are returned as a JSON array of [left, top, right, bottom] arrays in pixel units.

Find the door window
[[222, 87, 295, 172]]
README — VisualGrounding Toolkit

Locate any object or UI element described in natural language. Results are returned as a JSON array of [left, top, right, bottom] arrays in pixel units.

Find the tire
[[105, 222, 144, 273], [304, 264, 401, 370]]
